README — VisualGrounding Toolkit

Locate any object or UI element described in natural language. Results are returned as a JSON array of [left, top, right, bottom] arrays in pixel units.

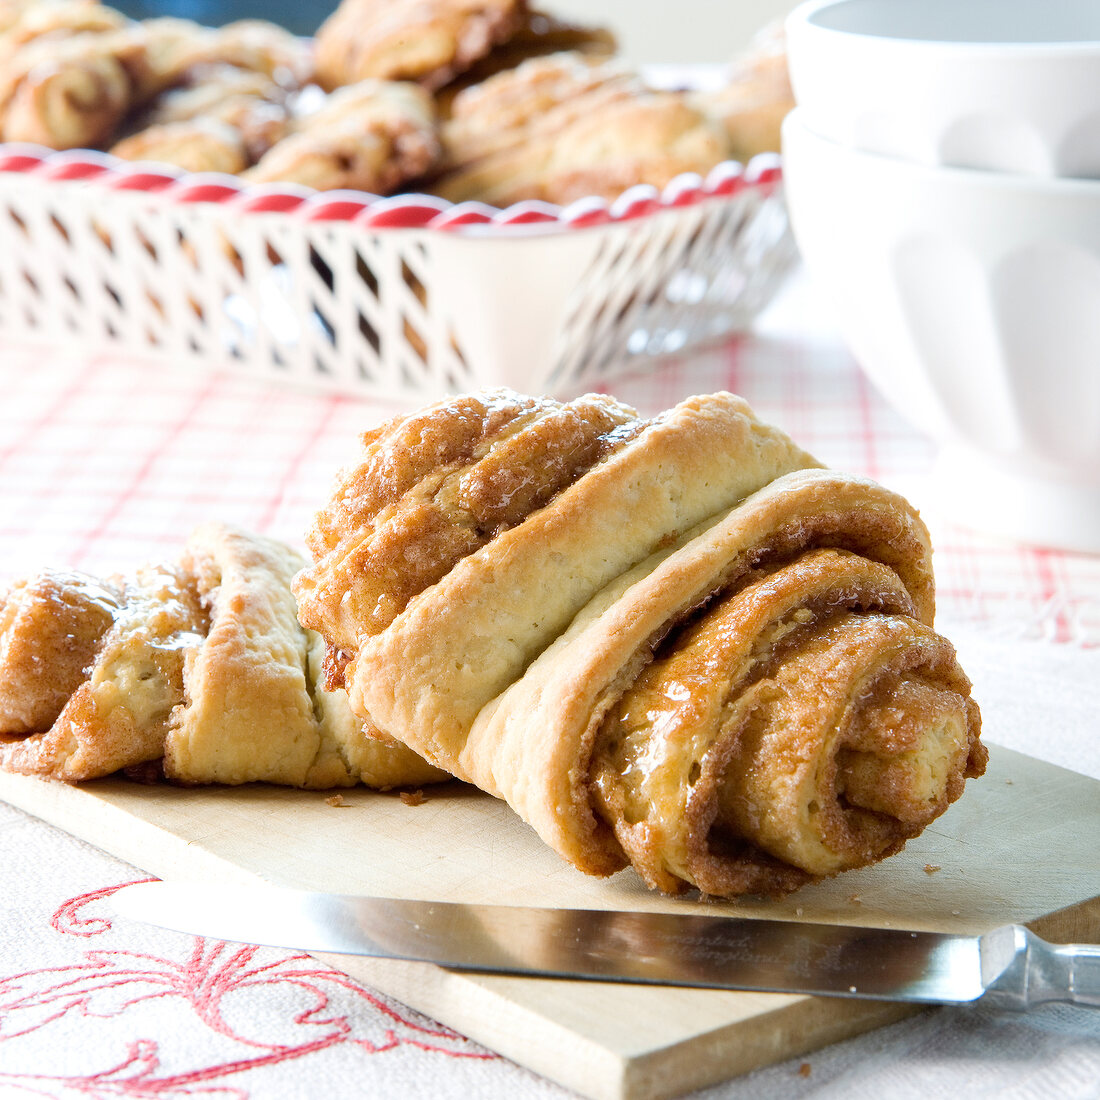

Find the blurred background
[[109, 0, 799, 60]]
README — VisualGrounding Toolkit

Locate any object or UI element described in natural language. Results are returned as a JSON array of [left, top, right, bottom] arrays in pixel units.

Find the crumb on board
[[847, 893, 861, 905], [400, 789, 426, 806], [924, 864, 941, 874], [799, 1062, 812, 1078], [795, 907, 804, 917], [325, 794, 349, 807]]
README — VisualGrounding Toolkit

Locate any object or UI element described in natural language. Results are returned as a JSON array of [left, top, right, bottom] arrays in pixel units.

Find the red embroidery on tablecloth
[[0, 881, 496, 1098]]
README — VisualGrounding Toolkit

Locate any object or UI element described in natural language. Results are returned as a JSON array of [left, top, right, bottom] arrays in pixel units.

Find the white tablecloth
[[2, 276, 1098, 1099]]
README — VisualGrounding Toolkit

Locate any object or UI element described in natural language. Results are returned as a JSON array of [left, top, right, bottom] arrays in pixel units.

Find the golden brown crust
[[0, 563, 207, 781], [314, 0, 526, 93], [0, 570, 120, 735], [295, 389, 641, 650], [243, 79, 440, 193], [0, 525, 446, 790]]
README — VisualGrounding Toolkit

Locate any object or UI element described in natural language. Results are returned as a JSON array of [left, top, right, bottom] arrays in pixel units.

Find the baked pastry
[[136, 15, 312, 97], [244, 79, 440, 193], [0, 524, 445, 790], [693, 21, 795, 161], [295, 389, 986, 896], [433, 7, 616, 114], [110, 116, 249, 173], [0, 26, 148, 147], [439, 51, 640, 166], [314, 0, 526, 92], [432, 80, 732, 206], [0, 0, 129, 68]]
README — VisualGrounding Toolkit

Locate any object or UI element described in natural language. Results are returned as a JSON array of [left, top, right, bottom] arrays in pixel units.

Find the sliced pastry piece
[[314, 0, 526, 92], [0, 569, 121, 735], [0, 525, 446, 790], [165, 523, 443, 789], [244, 79, 440, 193], [0, 563, 206, 781]]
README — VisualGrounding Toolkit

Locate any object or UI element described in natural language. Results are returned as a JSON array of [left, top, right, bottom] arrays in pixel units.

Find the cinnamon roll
[[296, 389, 985, 896]]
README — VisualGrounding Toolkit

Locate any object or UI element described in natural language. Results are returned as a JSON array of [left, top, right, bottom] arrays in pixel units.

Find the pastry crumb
[[847, 893, 861, 905], [795, 907, 804, 917], [924, 864, 941, 874], [798, 1062, 812, 1078], [400, 789, 426, 806], [325, 793, 349, 807]]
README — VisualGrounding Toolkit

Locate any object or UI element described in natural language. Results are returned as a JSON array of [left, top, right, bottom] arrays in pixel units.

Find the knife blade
[[111, 882, 1100, 1009]]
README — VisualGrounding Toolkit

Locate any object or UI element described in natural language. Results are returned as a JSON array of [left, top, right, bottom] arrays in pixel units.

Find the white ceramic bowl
[[782, 108, 1100, 551], [786, 0, 1100, 179]]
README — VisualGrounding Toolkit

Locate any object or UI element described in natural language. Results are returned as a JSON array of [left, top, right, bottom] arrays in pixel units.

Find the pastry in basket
[[432, 80, 732, 206], [295, 389, 987, 897], [438, 51, 641, 166], [692, 21, 795, 161], [0, 25, 149, 147], [0, 524, 445, 791], [244, 78, 440, 193], [137, 15, 313, 97], [0, 0, 129, 68], [433, 7, 617, 114], [112, 64, 291, 168], [314, 0, 526, 93], [110, 116, 250, 174]]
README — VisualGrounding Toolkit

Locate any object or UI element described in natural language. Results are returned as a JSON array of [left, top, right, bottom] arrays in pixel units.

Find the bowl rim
[[782, 107, 1100, 197], [787, 0, 1100, 56]]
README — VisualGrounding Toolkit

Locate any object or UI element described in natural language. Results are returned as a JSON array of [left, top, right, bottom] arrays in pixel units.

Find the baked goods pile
[[0, 522, 446, 790], [0, 0, 794, 204], [0, 388, 987, 897]]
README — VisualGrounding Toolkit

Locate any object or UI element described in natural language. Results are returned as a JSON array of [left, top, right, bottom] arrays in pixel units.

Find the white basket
[[0, 147, 797, 399]]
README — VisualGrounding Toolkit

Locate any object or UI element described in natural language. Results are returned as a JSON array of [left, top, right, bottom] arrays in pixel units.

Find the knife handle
[[1027, 936, 1100, 1009]]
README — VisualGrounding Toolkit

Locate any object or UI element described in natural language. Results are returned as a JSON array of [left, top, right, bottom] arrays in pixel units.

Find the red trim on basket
[[0, 143, 781, 234]]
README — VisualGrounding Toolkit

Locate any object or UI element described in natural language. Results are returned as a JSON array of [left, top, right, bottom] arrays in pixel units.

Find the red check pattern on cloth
[[1, 276, 1098, 1099]]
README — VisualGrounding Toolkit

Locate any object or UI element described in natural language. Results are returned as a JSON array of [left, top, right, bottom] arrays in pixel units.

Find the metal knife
[[112, 882, 1100, 1009]]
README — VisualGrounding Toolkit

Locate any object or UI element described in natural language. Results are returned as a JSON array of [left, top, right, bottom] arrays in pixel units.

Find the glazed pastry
[[0, 26, 148, 147], [296, 389, 986, 896], [127, 63, 290, 163], [434, 8, 617, 114], [0, 563, 205, 781], [432, 86, 732, 206], [692, 22, 794, 161], [137, 15, 312, 97], [0, 0, 129, 68], [314, 0, 526, 92], [0, 525, 446, 791], [0, 570, 121, 735], [110, 116, 250, 174], [439, 51, 640, 166], [244, 79, 440, 194]]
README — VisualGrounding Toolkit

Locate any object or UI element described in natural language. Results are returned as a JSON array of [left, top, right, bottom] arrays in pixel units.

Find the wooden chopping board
[[2, 745, 1098, 1100]]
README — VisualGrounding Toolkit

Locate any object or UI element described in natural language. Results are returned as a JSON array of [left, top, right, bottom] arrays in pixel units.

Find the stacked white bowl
[[783, 0, 1100, 552]]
